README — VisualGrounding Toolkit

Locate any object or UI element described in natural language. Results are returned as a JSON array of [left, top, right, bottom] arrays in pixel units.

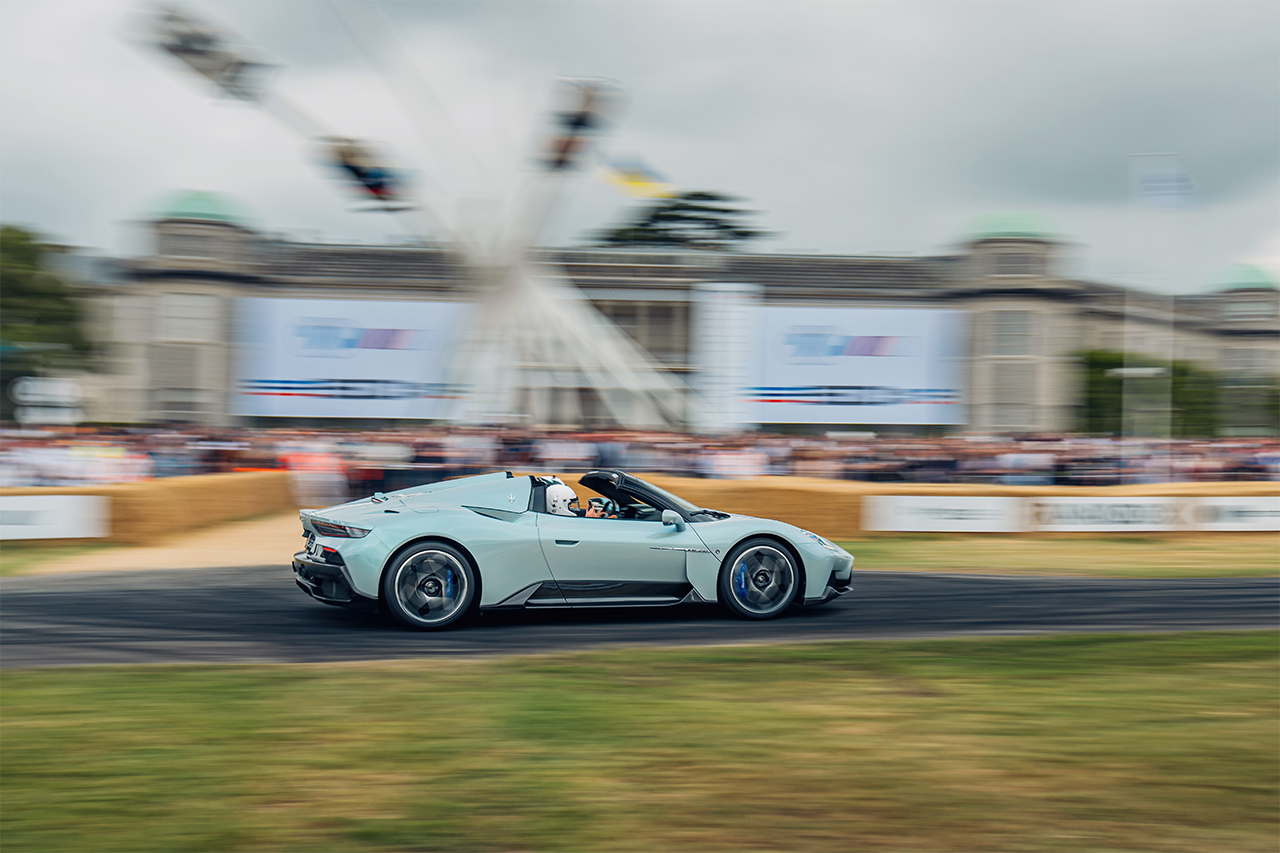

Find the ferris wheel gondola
[[143, 5, 422, 215], [324, 137, 416, 212], [151, 4, 275, 102], [543, 79, 622, 172]]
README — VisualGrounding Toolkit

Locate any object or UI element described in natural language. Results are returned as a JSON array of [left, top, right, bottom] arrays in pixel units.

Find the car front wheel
[[719, 538, 799, 619], [382, 542, 476, 630]]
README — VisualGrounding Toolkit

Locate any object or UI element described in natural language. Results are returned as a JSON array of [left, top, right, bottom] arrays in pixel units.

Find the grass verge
[[6, 531, 1276, 580], [0, 510, 297, 578], [3, 632, 1276, 852], [0, 541, 115, 577], [837, 534, 1280, 577]]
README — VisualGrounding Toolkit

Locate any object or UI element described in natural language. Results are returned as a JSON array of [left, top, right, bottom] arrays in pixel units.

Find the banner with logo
[[233, 298, 470, 419], [1029, 497, 1188, 532], [864, 494, 1279, 534], [1189, 497, 1280, 532], [744, 306, 967, 424]]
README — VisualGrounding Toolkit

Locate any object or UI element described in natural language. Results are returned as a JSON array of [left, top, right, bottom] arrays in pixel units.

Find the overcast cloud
[[1, 0, 1276, 293]]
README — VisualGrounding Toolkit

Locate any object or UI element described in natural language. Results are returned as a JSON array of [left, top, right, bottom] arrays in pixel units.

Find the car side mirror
[[661, 510, 684, 530]]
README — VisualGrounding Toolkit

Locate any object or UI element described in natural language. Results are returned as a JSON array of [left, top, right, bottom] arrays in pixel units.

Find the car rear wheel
[[382, 542, 476, 630], [719, 538, 798, 619]]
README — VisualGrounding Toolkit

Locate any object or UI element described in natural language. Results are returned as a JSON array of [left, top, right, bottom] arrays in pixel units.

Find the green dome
[[1210, 263, 1277, 292], [153, 190, 250, 225], [967, 211, 1058, 243]]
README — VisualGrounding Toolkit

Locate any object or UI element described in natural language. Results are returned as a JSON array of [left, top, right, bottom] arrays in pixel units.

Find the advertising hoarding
[[745, 306, 967, 424], [0, 495, 108, 540], [863, 495, 1024, 533], [234, 298, 469, 419], [864, 494, 1279, 533], [1190, 497, 1280, 532], [1029, 497, 1187, 532]]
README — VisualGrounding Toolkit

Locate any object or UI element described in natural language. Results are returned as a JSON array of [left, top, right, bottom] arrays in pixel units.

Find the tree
[[587, 191, 772, 250], [1220, 375, 1280, 437], [1078, 350, 1219, 437], [0, 226, 93, 420]]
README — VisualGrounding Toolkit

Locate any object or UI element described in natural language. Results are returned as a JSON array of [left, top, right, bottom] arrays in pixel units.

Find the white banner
[[0, 495, 108, 540], [870, 495, 1280, 534], [1190, 497, 1280, 532], [234, 298, 470, 419], [864, 495, 1024, 532], [1030, 497, 1188, 532], [692, 283, 761, 432], [744, 306, 967, 424]]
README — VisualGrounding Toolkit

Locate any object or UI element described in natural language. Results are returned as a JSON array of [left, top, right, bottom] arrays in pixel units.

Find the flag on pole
[[1130, 154, 1197, 208], [599, 158, 676, 198]]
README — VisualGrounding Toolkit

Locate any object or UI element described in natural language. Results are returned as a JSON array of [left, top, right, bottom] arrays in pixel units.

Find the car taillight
[[311, 520, 371, 538]]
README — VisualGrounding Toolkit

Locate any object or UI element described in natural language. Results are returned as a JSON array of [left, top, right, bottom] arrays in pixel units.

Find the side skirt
[[485, 580, 698, 610]]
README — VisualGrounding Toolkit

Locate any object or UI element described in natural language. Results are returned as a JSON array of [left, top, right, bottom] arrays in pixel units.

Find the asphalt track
[[2, 567, 1276, 669]]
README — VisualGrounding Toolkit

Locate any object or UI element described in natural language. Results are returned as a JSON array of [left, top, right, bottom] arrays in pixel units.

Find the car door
[[535, 513, 707, 604]]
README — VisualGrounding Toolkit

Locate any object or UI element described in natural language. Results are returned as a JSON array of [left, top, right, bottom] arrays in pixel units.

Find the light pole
[[1107, 365, 1170, 482], [1127, 153, 1193, 481]]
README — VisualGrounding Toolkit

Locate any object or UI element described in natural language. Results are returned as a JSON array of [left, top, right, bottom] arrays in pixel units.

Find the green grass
[[0, 541, 114, 577], [837, 534, 1280, 577], [3, 632, 1277, 852], [4, 530, 1274, 580]]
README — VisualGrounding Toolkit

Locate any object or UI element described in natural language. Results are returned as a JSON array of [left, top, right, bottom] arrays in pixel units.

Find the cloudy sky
[[1, 0, 1276, 293]]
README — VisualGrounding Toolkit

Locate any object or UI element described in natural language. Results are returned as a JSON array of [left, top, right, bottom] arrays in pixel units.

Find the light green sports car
[[292, 469, 854, 630]]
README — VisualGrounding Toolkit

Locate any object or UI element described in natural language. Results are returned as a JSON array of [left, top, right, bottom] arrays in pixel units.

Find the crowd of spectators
[[3, 425, 1277, 503]]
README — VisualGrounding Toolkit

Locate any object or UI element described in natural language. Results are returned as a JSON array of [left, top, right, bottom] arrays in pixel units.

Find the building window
[[597, 301, 639, 341], [160, 233, 218, 259], [642, 303, 685, 362], [991, 361, 1036, 429], [1223, 299, 1279, 320], [1222, 349, 1277, 375], [991, 404, 1030, 430], [991, 311, 1035, 356], [159, 293, 219, 343], [590, 301, 690, 364], [152, 388, 206, 421], [991, 254, 1042, 276]]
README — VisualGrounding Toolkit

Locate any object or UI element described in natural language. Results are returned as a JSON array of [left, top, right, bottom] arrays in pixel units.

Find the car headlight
[[802, 531, 839, 552]]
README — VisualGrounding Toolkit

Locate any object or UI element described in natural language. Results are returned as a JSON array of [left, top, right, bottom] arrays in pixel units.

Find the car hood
[[696, 512, 838, 547]]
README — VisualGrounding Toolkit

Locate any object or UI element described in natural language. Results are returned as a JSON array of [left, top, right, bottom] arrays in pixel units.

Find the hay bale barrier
[[581, 475, 1280, 541], [3, 471, 1277, 546], [0, 471, 299, 545]]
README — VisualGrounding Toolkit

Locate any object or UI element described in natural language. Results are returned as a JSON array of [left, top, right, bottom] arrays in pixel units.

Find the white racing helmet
[[546, 483, 580, 516]]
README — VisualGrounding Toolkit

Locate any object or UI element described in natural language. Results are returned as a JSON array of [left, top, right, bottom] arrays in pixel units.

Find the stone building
[[72, 192, 1279, 433]]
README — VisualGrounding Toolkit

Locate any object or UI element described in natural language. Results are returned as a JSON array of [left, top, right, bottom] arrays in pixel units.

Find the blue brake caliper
[[734, 561, 749, 599], [445, 568, 456, 600]]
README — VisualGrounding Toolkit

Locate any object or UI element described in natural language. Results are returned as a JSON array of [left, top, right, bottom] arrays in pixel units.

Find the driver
[[546, 483, 580, 516], [546, 484, 616, 518]]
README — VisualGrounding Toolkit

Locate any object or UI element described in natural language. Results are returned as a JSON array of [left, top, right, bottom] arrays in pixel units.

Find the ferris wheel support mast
[[138, 2, 692, 429]]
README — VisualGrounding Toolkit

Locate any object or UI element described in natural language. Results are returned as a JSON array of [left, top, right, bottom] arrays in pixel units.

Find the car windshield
[[626, 475, 703, 515]]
